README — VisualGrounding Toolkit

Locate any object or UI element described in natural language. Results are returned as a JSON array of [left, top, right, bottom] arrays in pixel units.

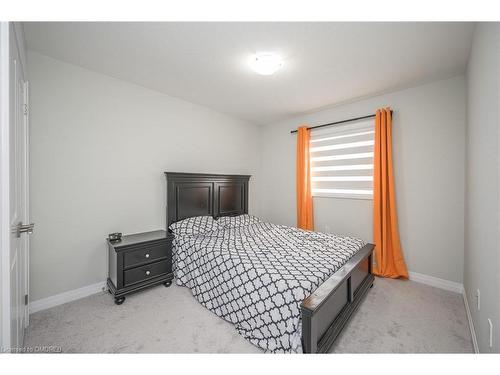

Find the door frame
[[0, 21, 29, 351], [0, 21, 11, 352], [22, 80, 29, 328]]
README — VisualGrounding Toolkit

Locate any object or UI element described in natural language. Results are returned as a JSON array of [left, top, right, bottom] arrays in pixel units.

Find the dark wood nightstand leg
[[114, 296, 126, 305], [163, 280, 172, 287]]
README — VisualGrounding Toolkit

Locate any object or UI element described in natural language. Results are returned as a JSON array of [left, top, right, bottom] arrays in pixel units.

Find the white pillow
[[168, 216, 219, 236], [217, 214, 262, 229]]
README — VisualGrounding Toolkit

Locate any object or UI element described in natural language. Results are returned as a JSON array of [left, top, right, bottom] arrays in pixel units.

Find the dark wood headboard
[[164, 172, 251, 228]]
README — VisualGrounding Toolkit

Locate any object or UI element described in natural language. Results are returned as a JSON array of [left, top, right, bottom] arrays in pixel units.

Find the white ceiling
[[24, 22, 474, 125]]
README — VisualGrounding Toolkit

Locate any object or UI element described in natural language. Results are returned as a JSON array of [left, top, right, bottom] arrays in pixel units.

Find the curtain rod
[[289, 110, 393, 134]]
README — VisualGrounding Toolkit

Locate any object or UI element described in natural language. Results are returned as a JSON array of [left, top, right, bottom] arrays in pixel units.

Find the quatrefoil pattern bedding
[[173, 220, 365, 353]]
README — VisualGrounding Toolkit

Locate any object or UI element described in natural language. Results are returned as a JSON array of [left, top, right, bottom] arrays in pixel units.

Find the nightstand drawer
[[123, 243, 168, 269], [123, 260, 169, 286]]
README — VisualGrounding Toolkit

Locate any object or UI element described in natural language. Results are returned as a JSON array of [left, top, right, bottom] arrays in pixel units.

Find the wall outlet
[[324, 224, 331, 233], [476, 289, 480, 310], [488, 319, 493, 348]]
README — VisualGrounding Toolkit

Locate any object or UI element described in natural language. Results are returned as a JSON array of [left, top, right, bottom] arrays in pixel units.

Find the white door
[[2, 22, 31, 351]]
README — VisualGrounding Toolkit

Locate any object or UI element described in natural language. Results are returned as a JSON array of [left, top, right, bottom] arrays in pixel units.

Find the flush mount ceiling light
[[250, 53, 284, 75]]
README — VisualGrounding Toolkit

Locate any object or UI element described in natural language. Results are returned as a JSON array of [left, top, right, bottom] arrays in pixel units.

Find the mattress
[[173, 221, 365, 353]]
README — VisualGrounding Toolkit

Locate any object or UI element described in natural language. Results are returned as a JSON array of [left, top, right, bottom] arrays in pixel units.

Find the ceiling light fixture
[[250, 53, 284, 75]]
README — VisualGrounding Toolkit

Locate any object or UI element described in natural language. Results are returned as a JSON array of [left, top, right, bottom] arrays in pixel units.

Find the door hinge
[[23, 104, 28, 116], [16, 222, 35, 238], [24, 294, 28, 305]]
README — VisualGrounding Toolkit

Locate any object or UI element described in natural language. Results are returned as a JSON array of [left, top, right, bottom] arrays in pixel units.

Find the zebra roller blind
[[310, 119, 374, 199]]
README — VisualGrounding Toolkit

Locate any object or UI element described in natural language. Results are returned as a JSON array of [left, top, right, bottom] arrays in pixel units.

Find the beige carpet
[[24, 278, 473, 353]]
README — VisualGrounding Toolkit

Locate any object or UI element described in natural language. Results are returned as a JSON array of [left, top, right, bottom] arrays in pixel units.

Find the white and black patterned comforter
[[173, 221, 365, 353]]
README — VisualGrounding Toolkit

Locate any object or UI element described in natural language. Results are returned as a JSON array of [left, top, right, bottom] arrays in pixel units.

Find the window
[[310, 119, 374, 199]]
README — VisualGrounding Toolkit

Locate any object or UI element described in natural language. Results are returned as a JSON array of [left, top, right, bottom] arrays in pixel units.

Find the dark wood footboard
[[301, 243, 375, 353]]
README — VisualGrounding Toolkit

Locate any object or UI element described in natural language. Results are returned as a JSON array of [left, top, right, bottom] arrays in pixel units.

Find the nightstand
[[107, 230, 174, 305]]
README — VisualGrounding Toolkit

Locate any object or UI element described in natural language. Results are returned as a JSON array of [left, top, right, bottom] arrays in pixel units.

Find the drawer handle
[[145, 253, 150, 258], [145, 270, 151, 276]]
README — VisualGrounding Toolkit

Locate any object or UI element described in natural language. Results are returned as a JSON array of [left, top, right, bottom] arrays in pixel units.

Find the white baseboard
[[408, 271, 464, 294], [29, 272, 463, 314], [29, 281, 106, 314], [462, 289, 479, 353]]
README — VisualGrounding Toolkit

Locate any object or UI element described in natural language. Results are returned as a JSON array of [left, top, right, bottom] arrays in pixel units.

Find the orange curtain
[[372, 108, 408, 279], [296, 126, 314, 230]]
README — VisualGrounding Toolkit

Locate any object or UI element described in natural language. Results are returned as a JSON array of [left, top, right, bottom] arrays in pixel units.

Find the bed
[[165, 172, 374, 353]]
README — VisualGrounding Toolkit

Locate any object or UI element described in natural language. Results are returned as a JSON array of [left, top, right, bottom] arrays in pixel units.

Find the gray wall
[[464, 23, 500, 353], [260, 76, 466, 283], [28, 52, 262, 301]]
